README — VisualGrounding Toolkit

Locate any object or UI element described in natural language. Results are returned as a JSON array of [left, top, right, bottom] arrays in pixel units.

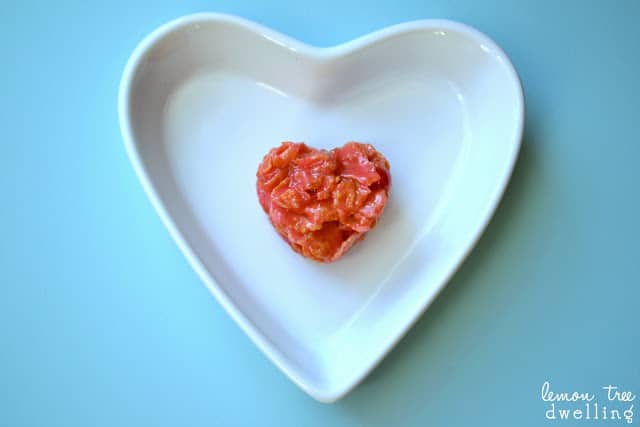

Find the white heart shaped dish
[[119, 13, 523, 402]]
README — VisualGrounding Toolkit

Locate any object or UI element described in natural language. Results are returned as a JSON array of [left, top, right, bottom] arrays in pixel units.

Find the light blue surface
[[1, 1, 639, 426]]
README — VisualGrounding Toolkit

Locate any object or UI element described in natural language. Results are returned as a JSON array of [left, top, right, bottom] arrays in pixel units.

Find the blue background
[[1, 1, 639, 426]]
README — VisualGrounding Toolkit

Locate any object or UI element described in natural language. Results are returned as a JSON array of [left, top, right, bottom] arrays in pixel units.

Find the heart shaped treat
[[257, 142, 391, 262], [119, 13, 523, 402]]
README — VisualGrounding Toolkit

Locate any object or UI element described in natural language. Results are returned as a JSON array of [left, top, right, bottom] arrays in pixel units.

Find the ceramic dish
[[118, 13, 524, 402]]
